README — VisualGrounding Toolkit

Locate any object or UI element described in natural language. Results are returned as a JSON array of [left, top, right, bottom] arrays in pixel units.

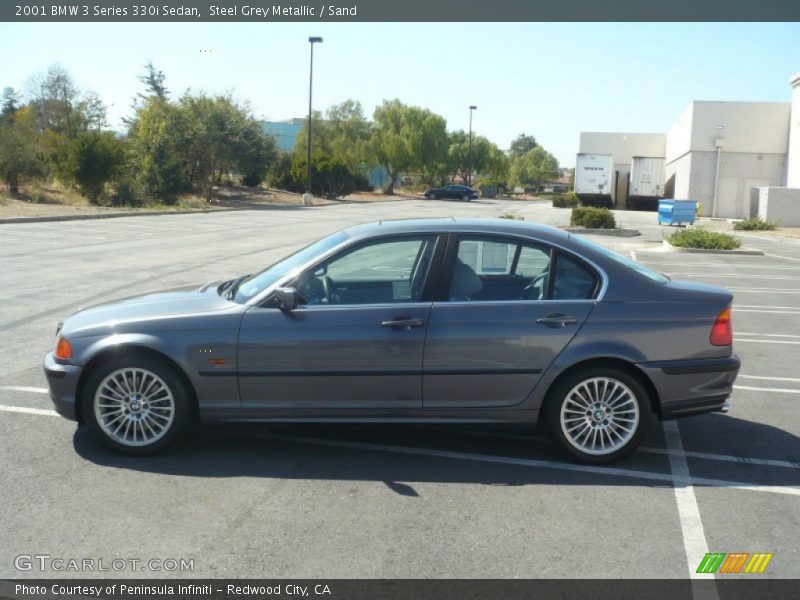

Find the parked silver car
[[44, 218, 740, 463]]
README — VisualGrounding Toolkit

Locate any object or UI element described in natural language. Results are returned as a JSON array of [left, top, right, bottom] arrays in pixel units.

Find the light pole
[[304, 36, 323, 206], [467, 105, 477, 187]]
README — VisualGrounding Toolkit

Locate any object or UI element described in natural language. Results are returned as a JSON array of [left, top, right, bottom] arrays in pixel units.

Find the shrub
[[570, 206, 616, 229], [668, 229, 741, 250], [733, 216, 778, 231], [552, 192, 579, 208], [110, 179, 147, 207]]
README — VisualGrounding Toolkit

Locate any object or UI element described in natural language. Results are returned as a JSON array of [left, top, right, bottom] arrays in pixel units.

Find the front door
[[423, 235, 597, 408], [238, 235, 440, 409]]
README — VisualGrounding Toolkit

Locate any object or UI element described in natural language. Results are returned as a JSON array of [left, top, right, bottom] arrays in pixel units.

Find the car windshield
[[231, 231, 350, 303], [568, 234, 670, 284]]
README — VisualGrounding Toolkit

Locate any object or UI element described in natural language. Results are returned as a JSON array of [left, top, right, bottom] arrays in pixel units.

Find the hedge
[[668, 229, 741, 250], [570, 206, 616, 229]]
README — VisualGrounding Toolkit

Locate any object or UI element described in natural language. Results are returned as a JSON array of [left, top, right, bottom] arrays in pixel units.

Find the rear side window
[[552, 253, 598, 300]]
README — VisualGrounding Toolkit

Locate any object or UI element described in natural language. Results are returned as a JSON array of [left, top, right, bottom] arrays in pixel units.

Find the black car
[[424, 185, 479, 201]]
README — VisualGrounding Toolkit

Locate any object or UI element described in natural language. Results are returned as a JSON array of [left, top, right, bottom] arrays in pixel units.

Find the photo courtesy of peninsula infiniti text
[[43, 218, 740, 464]]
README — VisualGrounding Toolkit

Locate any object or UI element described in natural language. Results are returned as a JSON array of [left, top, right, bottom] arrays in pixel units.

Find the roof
[[342, 218, 570, 242]]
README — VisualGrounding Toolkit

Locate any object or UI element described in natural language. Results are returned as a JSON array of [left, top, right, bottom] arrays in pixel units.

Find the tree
[[293, 100, 374, 178], [237, 118, 278, 187], [0, 118, 42, 193], [510, 146, 559, 192], [27, 64, 82, 137], [1, 87, 20, 124], [59, 131, 124, 203], [138, 60, 169, 101], [509, 133, 538, 159], [370, 99, 447, 194]]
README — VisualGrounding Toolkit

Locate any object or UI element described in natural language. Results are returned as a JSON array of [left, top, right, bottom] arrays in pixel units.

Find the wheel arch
[[539, 356, 661, 421], [75, 345, 199, 425]]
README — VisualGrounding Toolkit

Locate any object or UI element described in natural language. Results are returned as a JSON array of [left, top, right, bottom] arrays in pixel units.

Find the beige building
[[578, 72, 800, 223]]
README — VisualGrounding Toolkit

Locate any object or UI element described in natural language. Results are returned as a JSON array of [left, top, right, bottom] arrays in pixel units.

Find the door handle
[[381, 317, 425, 330], [536, 313, 578, 327]]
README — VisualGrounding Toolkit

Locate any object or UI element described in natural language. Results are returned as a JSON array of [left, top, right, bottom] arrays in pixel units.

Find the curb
[[637, 240, 764, 255], [563, 227, 641, 237]]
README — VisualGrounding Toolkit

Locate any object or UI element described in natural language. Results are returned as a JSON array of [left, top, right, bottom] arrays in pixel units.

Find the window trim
[[262, 233, 445, 308], [437, 232, 605, 304]]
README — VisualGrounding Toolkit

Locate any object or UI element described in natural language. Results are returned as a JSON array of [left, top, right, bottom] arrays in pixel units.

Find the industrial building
[[576, 72, 800, 225]]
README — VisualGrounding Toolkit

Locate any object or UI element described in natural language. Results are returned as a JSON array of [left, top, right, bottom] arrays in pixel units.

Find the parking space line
[[0, 386, 48, 394], [663, 421, 716, 587], [454, 430, 800, 470], [671, 274, 800, 280], [736, 332, 800, 338], [0, 404, 59, 417], [765, 253, 800, 264], [733, 384, 800, 394], [251, 432, 800, 497], [734, 309, 800, 315], [734, 339, 800, 346], [739, 374, 800, 383], [735, 305, 800, 310]]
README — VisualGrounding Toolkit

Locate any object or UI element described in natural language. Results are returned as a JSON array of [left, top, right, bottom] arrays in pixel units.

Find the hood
[[61, 284, 235, 336]]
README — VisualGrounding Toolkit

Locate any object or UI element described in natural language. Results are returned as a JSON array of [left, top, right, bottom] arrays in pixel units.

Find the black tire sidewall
[[82, 355, 190, 455], [546, 367, 650, 464]]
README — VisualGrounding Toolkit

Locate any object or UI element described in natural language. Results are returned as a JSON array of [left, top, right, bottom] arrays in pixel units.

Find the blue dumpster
[[658, 199, 697, 226]]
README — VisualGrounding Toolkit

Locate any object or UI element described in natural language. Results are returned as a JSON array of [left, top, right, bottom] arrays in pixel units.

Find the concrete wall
[[787, 74, 800, 187], [689, 101, 790, 155], [758, 186, 800, 226], [579, 132, 666, 163]]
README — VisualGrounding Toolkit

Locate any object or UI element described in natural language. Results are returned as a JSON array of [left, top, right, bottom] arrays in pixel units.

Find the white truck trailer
[[574, 153, 614, 207], [628, 156, 666, 211]]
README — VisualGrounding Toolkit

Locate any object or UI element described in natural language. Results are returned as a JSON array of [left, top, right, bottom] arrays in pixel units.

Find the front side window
[[294, 236, 437, 306]]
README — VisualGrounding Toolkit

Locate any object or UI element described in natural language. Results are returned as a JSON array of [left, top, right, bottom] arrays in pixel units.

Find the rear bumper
[[638, 355, 740, 420], [43, 352, 83, 421]]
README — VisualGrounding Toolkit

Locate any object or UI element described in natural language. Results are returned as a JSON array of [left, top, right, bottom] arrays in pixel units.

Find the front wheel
[[546, 367, 650, 464], [82, 356, 191, 455]]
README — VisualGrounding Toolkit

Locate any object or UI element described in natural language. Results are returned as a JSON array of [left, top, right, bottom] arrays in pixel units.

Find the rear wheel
[[546, 367, 650, 464], [82, 356, 190, 455], [462, 194, 471, 202]]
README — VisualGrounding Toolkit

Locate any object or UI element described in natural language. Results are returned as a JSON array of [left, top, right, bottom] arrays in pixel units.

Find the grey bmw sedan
[[44, 218, 740, 463]]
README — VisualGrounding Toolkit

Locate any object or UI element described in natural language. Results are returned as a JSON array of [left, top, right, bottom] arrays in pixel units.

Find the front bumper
[[43, 352, 83, 421], [638, 355, 740, 420]]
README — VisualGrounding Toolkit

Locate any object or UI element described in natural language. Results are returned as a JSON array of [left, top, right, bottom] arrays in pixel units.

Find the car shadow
[[72, 413, 800, 495]]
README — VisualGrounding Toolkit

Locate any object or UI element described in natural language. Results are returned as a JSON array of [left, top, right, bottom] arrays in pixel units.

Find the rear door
[[422, 234, 598, 408]]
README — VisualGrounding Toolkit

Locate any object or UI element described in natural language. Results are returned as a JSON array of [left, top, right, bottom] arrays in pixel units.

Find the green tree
[[510, 146, 559, 192], [138, 60, 169, 101], [126, 96, 187, 202], [59, 131, 124, 203], [0, 118, 42, 193], [509, 133, 538, 159], [1, 87, 20, 124], [370, 99, 447, 194]]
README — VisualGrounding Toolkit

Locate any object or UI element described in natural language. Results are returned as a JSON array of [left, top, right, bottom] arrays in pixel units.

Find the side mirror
[[273, 287, 299, 311]]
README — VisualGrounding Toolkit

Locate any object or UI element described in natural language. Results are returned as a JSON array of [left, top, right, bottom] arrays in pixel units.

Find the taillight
[[710, 307, 733, 346], [54, 336, 73, 360]]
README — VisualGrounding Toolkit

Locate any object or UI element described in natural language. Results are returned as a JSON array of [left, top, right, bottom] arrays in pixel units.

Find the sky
[[1, 22, 799, 166]]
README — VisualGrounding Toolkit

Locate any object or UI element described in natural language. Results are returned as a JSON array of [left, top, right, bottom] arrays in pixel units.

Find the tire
[[462, 194, 471, 202], [546, 366, 650, 464], [82, 355, 191, 456]]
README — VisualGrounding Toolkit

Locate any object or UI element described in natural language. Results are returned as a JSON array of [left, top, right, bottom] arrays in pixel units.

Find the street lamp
[[304, 36, 323, 206], [467, 105, 477, 187]]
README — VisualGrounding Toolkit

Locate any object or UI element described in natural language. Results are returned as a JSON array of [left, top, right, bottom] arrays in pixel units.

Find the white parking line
[[735, 305, 800, 310], [733, 385, 800, 394], [736, 332, 800, 339], [734, 310, 800, 315], [739, 374, 800, 383], [672, 274, 800, 280], [765, 253, 800, 264], [0, 386, 48, 394], [254, 432, 800, 497], [0, 405, 59, 417], [727, 288, 800, 294], [663, 421, 716, 586], [454, 430, 800, 470], [734, 339, 800, 346]]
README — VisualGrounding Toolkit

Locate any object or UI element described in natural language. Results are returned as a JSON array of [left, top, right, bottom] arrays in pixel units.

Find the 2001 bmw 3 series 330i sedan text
[[44, 218, 740, 464]]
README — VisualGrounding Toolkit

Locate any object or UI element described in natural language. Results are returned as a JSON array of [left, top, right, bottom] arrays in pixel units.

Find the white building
[[578, 72, 800, 224]]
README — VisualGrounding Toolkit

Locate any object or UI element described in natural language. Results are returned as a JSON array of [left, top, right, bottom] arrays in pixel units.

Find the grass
[[499, 211, 525, 220], [733, 216, 779, 231], [668, 229, 741, 250]]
